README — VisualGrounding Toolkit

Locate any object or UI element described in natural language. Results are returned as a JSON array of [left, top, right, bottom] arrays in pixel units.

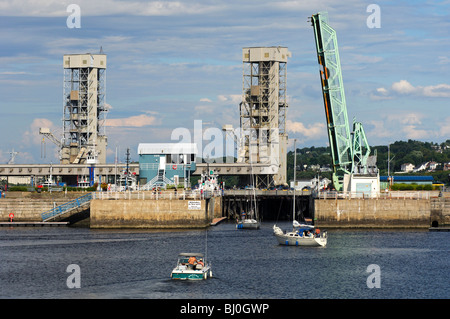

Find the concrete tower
[[61, 53, 107, 164], [238, 47, 291, 186]]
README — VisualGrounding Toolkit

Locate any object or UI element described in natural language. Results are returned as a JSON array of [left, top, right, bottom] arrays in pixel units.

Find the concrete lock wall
[[90, 198, 221, 228], [314, 198, 432, 228], [0, 193, 83, 222]]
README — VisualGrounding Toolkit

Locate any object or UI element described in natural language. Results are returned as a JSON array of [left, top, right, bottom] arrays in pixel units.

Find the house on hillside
[[414, 162, 429, 172], [428, 161, 439, 171], [401, 163, 415, 173]]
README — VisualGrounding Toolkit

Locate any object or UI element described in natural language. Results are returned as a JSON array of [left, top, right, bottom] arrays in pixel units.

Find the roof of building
[[138, 143, 198, 155], [380, 176, 434, 181]]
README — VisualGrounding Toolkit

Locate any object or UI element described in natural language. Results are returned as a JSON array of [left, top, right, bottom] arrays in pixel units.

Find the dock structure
[[222, 189, 314, 221], [210, 217, 227, 226], [0, 162, 279, 189], [0, 222, 69, 227], [429, 227, 450, 232]]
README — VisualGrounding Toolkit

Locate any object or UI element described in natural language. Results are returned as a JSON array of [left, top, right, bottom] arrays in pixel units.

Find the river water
[[0, 221, 448, 300]]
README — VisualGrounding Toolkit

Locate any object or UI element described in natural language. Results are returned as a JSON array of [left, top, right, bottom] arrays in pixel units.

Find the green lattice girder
[[311, 12, 353, 190], [352, 119, 371, 174]]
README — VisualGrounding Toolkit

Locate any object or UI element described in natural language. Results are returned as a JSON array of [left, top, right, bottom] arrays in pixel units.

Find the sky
[[0, 0, 449, 164]]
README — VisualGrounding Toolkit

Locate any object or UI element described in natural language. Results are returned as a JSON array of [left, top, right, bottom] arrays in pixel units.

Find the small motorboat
[[171, 253, 212, 280]]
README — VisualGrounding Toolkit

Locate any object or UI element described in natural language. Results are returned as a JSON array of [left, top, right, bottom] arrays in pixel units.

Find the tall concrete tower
[[238, 47, 291, 186], [61, 53, 107, 164]]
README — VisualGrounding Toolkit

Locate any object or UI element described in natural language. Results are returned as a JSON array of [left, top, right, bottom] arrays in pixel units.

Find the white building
[[401, 163, 415, 173]]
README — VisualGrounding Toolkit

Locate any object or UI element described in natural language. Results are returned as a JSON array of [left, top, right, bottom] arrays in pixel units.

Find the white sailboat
[[236, 156, 260, 229], [236, 210, 260, 229], [273, 140, 327, 247]]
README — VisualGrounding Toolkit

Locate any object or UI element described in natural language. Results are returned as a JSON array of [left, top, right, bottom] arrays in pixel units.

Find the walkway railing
[[316, 191, 437, 200], [41, 192, 93, 221], [92, 190, 222, 200]]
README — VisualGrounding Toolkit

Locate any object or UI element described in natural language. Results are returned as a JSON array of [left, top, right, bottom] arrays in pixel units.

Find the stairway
[[140, 169, 173, 190], [41, 192, 93, 222]]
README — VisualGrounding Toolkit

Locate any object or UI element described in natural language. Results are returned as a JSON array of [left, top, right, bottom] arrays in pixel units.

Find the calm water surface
[[0, 222, 448, 299]]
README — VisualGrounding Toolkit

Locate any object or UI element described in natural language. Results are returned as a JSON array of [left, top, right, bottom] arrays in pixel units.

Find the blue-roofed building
[[138, 143, 198, 189], [380, 175, 433, 189]]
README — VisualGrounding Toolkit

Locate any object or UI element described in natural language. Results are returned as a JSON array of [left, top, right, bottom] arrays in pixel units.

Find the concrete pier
[[1, 191, 449, 229], [314, 194, 450, 228], [90, 197, 222, 229]]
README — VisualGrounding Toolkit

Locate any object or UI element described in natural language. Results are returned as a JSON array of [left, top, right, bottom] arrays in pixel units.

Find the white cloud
[[367, 120, 392, 138], [349, 54, 383, 64], [0, 0, 219, 17], [439, 117, 450, 137], [217, 94, 241, 104], [391, 80, 416, 94], [376, 87, 388, 94], [22, 118, 58, 146], [105, 114, 158, 127], [438, 56, 450, 65], [402, 125, 431, 139], [422, 84, 450, 97], [20, 118, 60, 162], [200, 98, 212, 102], [194, 104, 215, 113], [367, 112, 437, 142], [375, 80, 450, 98], [286, 120, 326, 139], [399, 113, 422, 126], [370, 87, 392, 100]]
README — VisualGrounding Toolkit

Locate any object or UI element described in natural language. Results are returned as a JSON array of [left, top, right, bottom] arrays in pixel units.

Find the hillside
[[288, 139, 450, 185]]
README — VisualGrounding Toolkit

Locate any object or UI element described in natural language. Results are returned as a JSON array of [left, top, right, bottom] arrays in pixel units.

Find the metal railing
[[92, 190, 222, 200], [316, 191, 438, 200], [140, 174, 173, 191], [41, 192, 93, 221]]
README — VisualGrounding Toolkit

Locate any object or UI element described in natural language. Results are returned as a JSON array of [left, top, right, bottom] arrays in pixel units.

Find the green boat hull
[[171, 267, 212, 280]]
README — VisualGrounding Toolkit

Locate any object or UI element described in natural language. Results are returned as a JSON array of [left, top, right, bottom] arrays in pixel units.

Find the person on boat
[[188, 256, 197, 269], [315, 228, 320, 237], [196, 258, 204, 269]]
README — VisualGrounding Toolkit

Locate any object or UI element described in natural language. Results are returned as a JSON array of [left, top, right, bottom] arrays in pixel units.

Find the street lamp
[[387, 144, 395, 190]]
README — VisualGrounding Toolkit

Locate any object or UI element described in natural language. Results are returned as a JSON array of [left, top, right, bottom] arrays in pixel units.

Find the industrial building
[[40, 52, 108, 166], [138, 143, 197, 189], [234, 47, 291, 187], [62, 53, 108, 165]]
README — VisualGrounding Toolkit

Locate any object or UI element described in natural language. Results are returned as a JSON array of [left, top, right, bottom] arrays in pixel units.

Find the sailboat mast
[[293, 139, 297, 221], [250, 153, 257, 219]]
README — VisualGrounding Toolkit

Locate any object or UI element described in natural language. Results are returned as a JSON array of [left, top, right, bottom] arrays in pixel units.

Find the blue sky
[[0, 0, 449, 164]]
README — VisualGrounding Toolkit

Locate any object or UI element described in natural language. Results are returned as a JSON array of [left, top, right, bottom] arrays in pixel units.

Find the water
[[0, 222, 448, 299]]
